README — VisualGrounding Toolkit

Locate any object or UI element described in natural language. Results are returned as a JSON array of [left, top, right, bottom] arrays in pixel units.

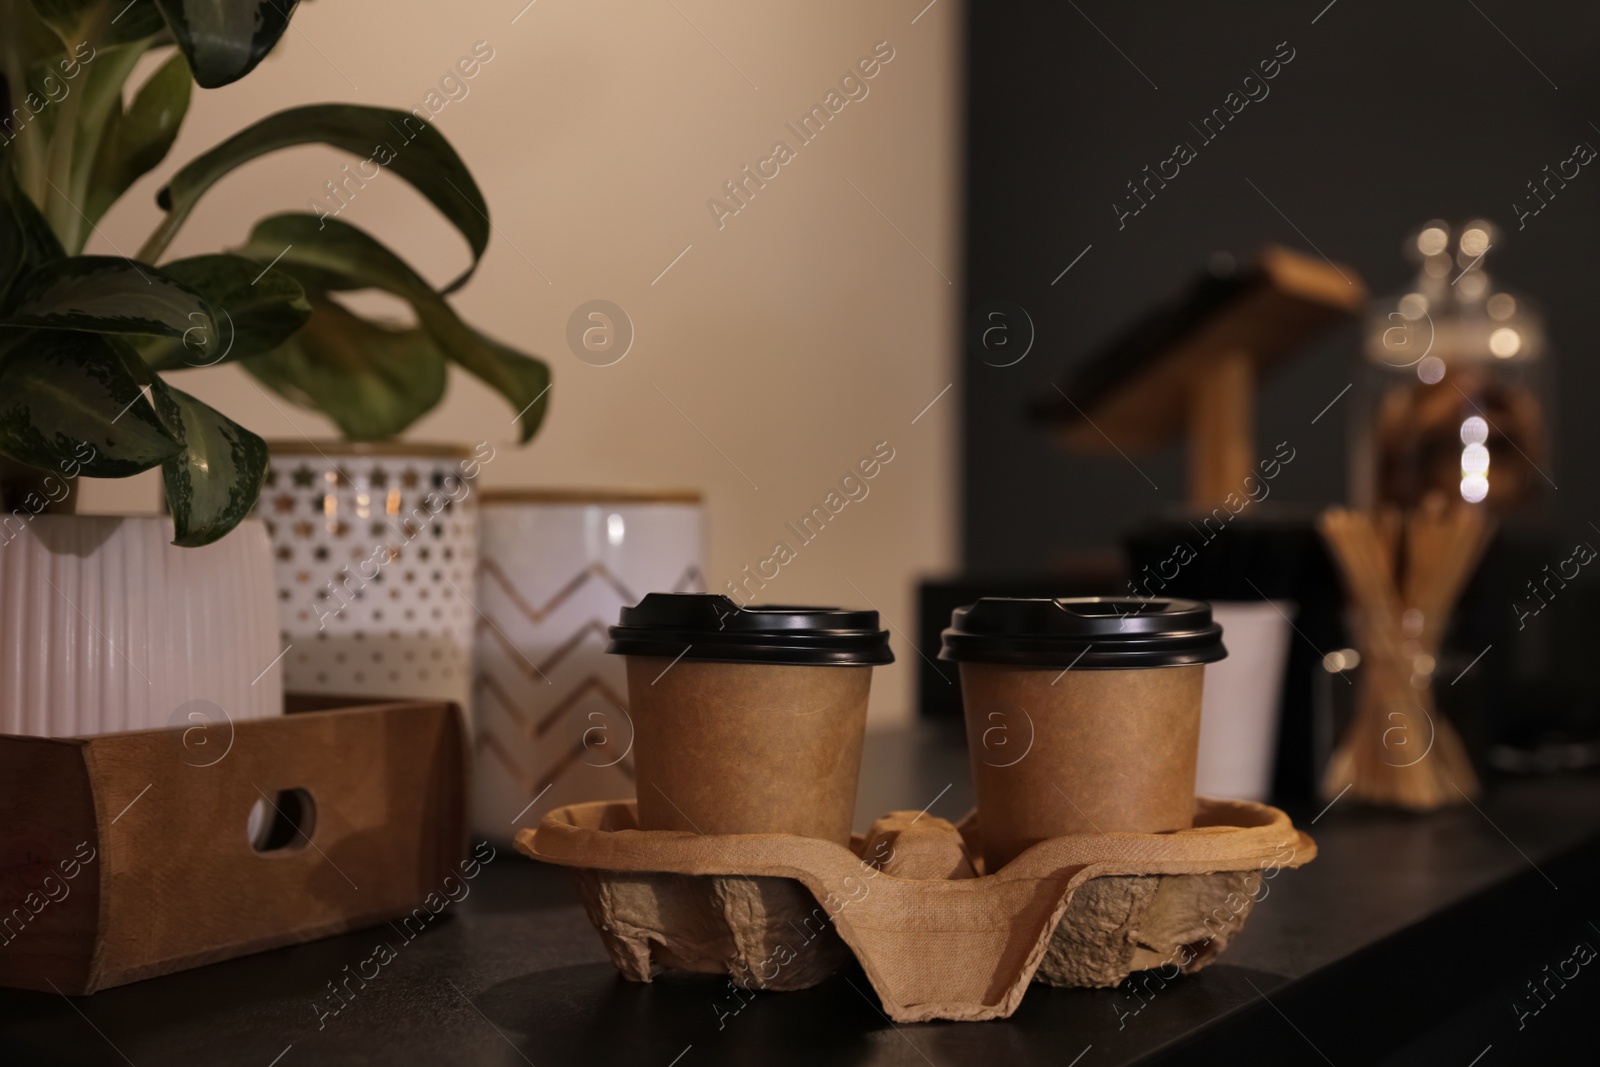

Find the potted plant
[[0, 0, 550, 730]]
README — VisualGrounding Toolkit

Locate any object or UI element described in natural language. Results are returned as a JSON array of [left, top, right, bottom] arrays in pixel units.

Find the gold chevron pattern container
[[472, 489, 704, 843]]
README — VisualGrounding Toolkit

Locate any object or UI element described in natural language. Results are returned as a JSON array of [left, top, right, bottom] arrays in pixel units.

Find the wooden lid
[[481, 488, 703, 505], [265, 440, 473, 459]]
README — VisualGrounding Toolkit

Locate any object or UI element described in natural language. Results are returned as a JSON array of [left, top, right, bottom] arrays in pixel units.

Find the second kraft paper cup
[[940, 597, 1227, 871], [607, 593, 894, 846]]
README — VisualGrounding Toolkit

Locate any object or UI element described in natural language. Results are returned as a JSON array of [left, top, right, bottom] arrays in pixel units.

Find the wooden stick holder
[[519, 797, 1315, 1022], [1038, 244, 1366, 511], [0, 696, 466, 994]]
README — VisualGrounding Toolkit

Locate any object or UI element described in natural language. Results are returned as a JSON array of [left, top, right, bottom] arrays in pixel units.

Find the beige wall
[[83, 0, 960, 728]]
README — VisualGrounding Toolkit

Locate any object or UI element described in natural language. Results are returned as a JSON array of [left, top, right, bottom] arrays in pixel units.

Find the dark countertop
[[3, 726, 1598, 1066]]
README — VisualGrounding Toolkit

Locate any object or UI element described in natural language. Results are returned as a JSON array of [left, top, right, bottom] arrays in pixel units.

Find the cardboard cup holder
[[517, 797, 1316, 1022]]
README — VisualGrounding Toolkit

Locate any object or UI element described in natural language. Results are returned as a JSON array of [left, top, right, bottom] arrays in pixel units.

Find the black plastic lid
[[607, 593, 894, 667], [939, 597, 1227, 669]]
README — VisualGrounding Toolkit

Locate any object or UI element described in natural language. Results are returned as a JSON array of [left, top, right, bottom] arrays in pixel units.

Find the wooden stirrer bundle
[[1317, 498, 1493, 810]]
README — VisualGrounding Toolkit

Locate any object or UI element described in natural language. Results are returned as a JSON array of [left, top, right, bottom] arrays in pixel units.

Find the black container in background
[[1450, 523, 1600, 767]]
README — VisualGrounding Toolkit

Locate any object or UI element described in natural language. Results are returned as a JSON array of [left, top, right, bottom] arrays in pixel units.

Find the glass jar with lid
[[1355, 219, 1549, 514]]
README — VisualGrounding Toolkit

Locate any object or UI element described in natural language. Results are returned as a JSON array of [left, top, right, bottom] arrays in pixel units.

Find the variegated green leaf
[[148, 375, 267, 545], [0, 255, 217, 355], [0, 329, 180, 476], [150, 0, 297, 88], [138, 253, 309, 369]]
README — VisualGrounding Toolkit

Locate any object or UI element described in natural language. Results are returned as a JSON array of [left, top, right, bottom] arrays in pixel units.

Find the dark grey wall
[[962, 1, 1600, 571]]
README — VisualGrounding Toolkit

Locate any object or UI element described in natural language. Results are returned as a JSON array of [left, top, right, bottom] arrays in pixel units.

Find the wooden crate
[[0, 697, 466, 993]]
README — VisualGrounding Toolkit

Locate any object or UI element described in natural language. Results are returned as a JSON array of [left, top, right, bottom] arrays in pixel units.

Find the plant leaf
[[150, 0, 297, 88], [0, 255, 217, 354], [27, 0, 167, 47], [83, 49, 191, 224], [106, 0, 169, 45], [0, 165, 28, 299], [237, 213, 549, 441], [6, 2, 70, 89], [9, 185, 65, 268], [457, 325, 550, 444], [54, 41, 153, 251], [146, 375, 267, 545], [0, 329, 180, 476], [1, 155, 67, 355], [1, 5, 79, 197], [0, 147, 67, 288], [145, 104, 488, 291], [138, 253, 309, 369], [242, 295, 447, 441]]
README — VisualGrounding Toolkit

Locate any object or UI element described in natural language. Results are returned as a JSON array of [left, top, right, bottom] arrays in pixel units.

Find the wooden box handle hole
[[247, 788, 317, 854]]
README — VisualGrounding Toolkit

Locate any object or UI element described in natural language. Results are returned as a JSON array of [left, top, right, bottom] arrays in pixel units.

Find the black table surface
[[4, 725, 1599, 1066]]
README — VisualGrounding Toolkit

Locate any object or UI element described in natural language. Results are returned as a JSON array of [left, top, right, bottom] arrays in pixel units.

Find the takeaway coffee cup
[[940, 597, 1227, 870], [607, 593, 893, 845]]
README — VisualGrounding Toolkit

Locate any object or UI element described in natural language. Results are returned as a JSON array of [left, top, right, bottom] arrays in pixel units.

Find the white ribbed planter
[[0, 516, 282, 737]]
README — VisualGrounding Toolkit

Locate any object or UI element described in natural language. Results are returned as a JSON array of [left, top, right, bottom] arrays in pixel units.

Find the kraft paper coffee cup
[[607, 593, 893, 845], [940, 597, 1227, 871]]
